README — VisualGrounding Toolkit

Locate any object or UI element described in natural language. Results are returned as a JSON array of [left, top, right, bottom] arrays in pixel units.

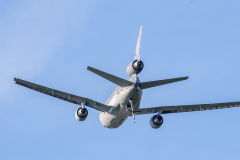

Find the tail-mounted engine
[[126, 60, 144, 76], [75, 107, 88, 121], [150, 115, 163, 129]]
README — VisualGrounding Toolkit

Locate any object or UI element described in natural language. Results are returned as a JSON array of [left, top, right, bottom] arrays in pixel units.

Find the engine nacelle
[[126, 60, 144, 76], [150, 115, 163, 129], [75, 107, 88, 121]]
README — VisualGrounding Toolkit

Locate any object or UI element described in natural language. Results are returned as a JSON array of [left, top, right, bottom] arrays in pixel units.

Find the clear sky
[[1, 0, 240, 159]]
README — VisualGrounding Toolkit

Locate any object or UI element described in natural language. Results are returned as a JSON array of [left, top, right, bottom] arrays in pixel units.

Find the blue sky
[[1, 0, 240, 159]]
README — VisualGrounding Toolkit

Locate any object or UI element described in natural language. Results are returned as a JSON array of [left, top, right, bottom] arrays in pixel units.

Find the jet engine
[[75, 107, 88, 121], [126, 60, 144, 76], [150, 115, 163, 129]]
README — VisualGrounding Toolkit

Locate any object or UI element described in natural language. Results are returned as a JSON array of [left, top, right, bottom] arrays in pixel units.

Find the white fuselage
[[99, 76, 142, 129]]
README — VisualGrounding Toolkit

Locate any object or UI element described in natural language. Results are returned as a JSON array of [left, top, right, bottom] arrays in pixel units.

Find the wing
[[14, 77, 112, 113], [128, 101, 240, 115]]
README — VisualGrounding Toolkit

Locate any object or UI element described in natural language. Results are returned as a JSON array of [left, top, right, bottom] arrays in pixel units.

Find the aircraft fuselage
[[99, 75, 142, 128]]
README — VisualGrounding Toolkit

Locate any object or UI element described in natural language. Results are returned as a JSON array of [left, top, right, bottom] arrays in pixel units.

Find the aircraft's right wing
[[14, 78, 112, 113], [128, 101, 240, 115]]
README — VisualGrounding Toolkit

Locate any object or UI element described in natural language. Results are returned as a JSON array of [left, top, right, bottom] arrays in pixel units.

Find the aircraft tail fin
[[134, 26, 142, 61], [138, 76, 189, 90], [87, 66, 132, 87]]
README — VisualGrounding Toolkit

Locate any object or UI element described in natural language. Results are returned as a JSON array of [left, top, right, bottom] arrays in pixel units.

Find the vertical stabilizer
[[134, 26, 142, 61]]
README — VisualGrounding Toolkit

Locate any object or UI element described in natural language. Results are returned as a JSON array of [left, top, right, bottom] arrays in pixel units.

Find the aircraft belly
[[99, 109, 128, 129], [100, 87, 142, 129]]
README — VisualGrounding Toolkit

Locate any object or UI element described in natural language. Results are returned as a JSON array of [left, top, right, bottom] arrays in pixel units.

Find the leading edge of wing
[[14, 77, 112, 113], [128, 101, 240, 116]]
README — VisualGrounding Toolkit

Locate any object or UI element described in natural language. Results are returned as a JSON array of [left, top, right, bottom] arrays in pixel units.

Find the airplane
[[14, 26, 240, 129]]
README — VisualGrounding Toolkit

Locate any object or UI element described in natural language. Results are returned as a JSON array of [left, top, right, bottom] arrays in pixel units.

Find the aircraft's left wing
[[128, 101, 240, 115], [14, 78, 112, 113]]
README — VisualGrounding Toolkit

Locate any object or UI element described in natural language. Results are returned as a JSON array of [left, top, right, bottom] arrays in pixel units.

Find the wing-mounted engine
[[75, 107, 88, 121], [150, 115, 163, 129], [126, 60, 144, 76]]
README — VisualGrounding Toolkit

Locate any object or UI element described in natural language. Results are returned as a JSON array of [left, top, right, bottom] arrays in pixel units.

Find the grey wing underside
[[14, 78, 111, 112], [128, 101, 240, 116]]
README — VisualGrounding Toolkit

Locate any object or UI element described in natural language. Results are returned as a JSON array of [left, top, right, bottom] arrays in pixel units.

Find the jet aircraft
[[14, 26, 240, 129]]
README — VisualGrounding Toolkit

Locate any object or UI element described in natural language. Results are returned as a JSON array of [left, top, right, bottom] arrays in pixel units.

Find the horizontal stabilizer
[[138, 76, 189, 90], [87, 66, 132, 87]]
